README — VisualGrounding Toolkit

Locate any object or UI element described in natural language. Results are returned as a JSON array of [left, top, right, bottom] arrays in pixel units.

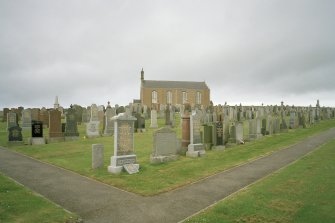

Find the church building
[[140, 69, 210, 109]]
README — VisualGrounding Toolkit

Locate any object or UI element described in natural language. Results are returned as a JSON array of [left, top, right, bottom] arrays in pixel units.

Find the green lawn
[[0, 118, 334, 196], [0, 173, 79, 223], [185, 138, 335, 223]]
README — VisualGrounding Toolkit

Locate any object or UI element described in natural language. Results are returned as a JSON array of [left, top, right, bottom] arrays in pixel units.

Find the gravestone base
[[48, 137, 65, 143], [212, 145, 225, 150], [186, 143, 206, 158], [8, 141, 24, 146], [150, 124, 158, 128], [108, 154, 138, 174], [30, 137, 46, 145], [65, 136, 79, 141], [150, 154, 178, 164]]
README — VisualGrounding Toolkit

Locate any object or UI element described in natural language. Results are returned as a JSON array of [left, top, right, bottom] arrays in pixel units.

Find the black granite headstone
[[32, 121, 43, 137]]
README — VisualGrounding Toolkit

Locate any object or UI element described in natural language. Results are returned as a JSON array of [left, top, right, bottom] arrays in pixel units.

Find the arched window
[[182, 91, 188, 104], [167, 91, 172, 104], [152, 91, 158, 104], [196, 91, 202, 104]]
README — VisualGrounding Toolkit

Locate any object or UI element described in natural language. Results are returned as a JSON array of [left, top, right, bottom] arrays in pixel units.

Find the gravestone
[[3, 108, 9, 122], [150, 127, 178, 163], [203, 124, 213, 149], [150, 110, 158, 128], [186, 109, 205, 157], [86, 104, 100, 138], [39, 108, 49, 127], [229, 122, 244, 144], [8, 126, 23, 143], [64, 106, 79, 140], [213, 122, 225, 150], [289, 111, 296, 129], [108, 113, 139, 174], [92, 144, 104, 169], [103, 103, 115, 136], [7, 112, 18, 130], [90, 104, 99, 121], [31, 108, 40, 122], [31, 120, 45, 145], [165, 106, 171, 126], [22, 109, 32, 129], [48, 110, 64, 142]]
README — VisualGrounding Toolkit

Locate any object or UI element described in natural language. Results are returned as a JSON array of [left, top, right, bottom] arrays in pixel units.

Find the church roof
[[142, 80, 209, 90]]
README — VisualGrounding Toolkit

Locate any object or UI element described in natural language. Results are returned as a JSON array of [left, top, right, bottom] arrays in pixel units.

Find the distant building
[[140, 69, 210, 109]]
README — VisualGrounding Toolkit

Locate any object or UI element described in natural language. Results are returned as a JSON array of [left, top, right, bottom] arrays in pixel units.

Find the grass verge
[[185, 138, 335, 223], [0, 172, 80, 223]]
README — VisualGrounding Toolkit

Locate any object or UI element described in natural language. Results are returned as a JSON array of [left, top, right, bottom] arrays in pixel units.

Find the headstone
[[22, 109, 32, 129], [90, 104, 99, 121], [103, 103, 115, 136], [107, 113, 139, 174], [64, 106, 79, 140], [212, 122, 225, 150], [229, 122, 244, 144], [290, 111, 296, 129], [165, 106, 171, 126], [31, 108, 40, 122], [150, 110, 158, 128], [39, 108, 49, 127], [181, 113, 190, 149], [8, 126, 23, 142], [3, 108, 9, 122], [203, 124, 213, 149], [7, 112, 18, 130], [86, 104, 100, 138], [186, 109, 205, 157], [31, 120, 45, 145], [92, 144, 104, 169], [48, 110, 64, 142], [150, 127, 178, 163]]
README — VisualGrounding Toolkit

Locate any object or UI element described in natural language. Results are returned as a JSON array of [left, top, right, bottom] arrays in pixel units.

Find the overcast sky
[[1, 0, 334, 109]]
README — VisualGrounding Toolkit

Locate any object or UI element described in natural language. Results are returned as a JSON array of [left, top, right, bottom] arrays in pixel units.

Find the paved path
[[1, 128, 334, 223]]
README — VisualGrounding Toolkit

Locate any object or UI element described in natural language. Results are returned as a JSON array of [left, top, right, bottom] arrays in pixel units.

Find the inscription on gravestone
[[32, 121, 43, 137]]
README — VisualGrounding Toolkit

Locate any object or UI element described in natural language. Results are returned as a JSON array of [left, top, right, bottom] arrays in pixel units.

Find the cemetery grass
[[0, 172, 79, 223], [185, 138, 335, 223], [0, 119, 334, 196]]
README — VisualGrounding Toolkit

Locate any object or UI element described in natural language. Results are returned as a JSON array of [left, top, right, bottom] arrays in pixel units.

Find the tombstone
[[86, 121, 100, 138], [86, 104, 100, 138], [150, 127, 178, 163], [3, 108, 9, 122], [165, 106, 171, 126], [48, 110, 64, 142], [186, 109, 206, 157], [90, 104, 99, 121], [22, 109, 32, 130], [107, 113, 139, 174], [92, 144, 104, 169], [150, 110, 158, 128], [103, 103, 115, 136], [249, 118, 262, 140], [31, 121, 45, 145], [212, 122, 225, 150], [8, 126, 23, 143], [64, 106, 79, 140], [7, 112, 18, 130], [289, 111, 296, 129], [39, 108, 49, 127], [203, 124, 213, 150], [31, 108, 40, 122], [181, 113, 190, 149], [229, 122, 244, 144]]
